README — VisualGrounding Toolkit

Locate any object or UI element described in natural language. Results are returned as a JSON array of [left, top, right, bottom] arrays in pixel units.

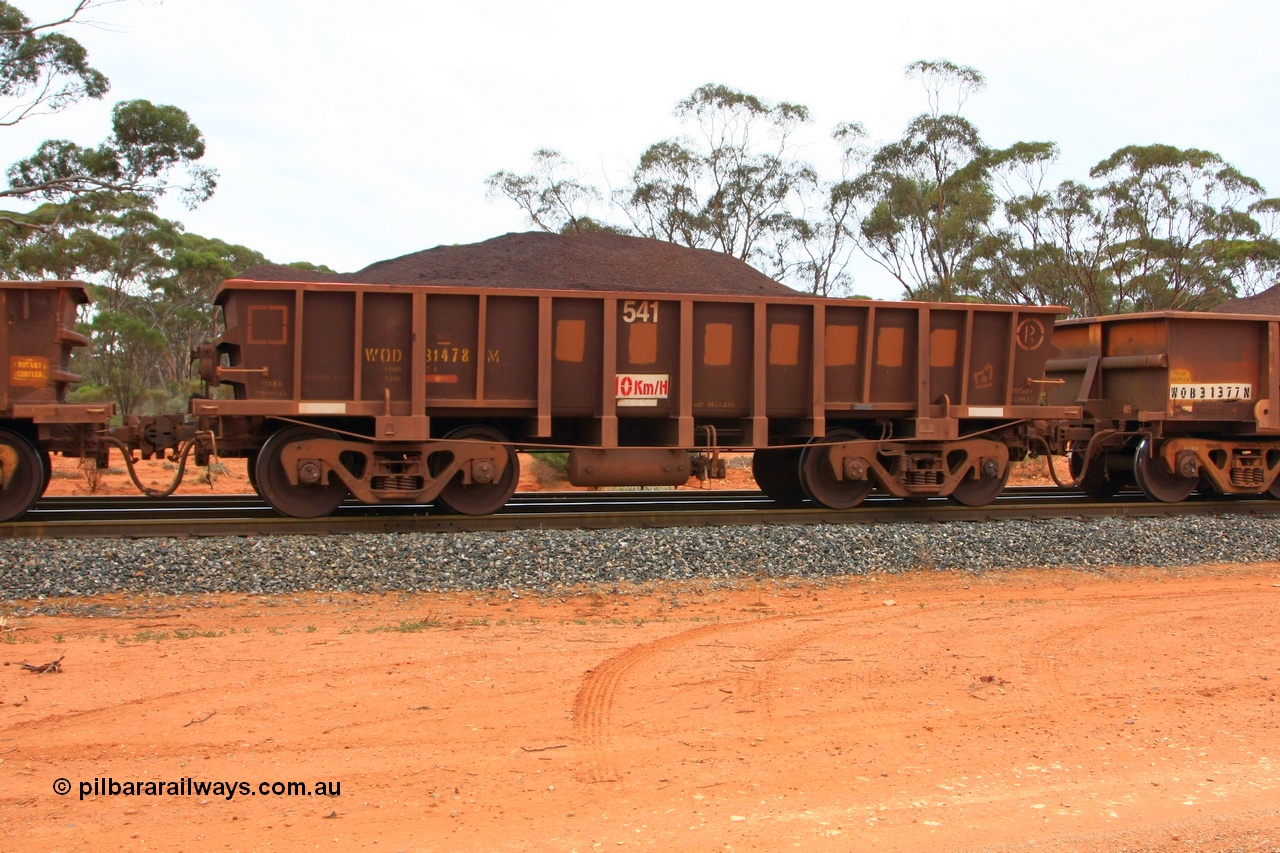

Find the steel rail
[[2, 487, 1279, 539]]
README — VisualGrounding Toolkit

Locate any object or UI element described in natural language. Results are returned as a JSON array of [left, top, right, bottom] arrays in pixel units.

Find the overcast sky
[[8, 0, 1280, 299]]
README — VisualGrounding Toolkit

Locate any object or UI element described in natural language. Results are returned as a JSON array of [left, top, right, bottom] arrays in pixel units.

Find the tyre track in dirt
[[571, 621, 738, 782], [733, 615, 927, 770], [571, 607, 889, 782]]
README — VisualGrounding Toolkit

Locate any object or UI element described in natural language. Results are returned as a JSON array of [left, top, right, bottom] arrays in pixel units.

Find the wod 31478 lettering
[[425, 347, 470, 363]]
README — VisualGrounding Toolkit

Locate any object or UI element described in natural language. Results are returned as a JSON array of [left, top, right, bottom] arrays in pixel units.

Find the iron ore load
[[3, 233, 1280, 521]]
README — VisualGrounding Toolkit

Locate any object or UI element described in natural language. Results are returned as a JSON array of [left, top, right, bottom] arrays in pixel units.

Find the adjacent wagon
[[1047, 311, 1280, 501], [0, 280, 117, 520]]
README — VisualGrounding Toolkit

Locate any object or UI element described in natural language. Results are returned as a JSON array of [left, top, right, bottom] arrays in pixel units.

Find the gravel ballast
[[2, 515, 1278, 607]]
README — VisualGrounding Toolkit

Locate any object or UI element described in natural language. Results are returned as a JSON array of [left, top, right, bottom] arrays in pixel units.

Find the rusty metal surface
[[1048, 311, 1280, 428], [566, 448, 692, 486], [191, 279, 1085, 511], [0, 281, 94, 416], [206, 279, 1074, 448], [1046, 311, 1280, 498]]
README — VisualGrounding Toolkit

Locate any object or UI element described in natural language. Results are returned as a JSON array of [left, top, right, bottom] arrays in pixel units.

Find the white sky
[[7, 0, 1280, 299]]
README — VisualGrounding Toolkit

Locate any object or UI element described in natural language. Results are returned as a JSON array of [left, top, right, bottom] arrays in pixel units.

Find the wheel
[[434, 426, 518, 516], [1070, 449, 1123, 500], [1133, 439, 1196, 503], [0, 430, 46, 522], [751, 448, 806, 505], [799, 430, 872, 510], [245, 450, 261, 496], [1268, 475, 1280, 500], [255, 427, 349, 518], [949, 463, 1010, 507], [38, 448, 51, 496]]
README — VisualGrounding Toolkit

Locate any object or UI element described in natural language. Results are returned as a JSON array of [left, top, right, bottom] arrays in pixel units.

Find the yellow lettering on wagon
[[424, 347, 470, 364], [9, 356, 49, 387], [363, 347, 404, 363]]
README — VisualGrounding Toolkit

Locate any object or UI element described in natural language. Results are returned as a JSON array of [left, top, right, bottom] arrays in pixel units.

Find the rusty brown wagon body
[[194, 278, 1079, 517], [1046, 311, 1280, 501], [0, 281, 115, 521]]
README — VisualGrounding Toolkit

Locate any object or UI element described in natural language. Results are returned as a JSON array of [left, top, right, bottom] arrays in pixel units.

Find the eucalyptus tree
[[1, 1, 217, 253], [1088, 144, 1280, 311], [485, 148, 615, 235], [979, 145, 1280, 315], [849, 60, 1055, 302], [772, 121, 869, 296], [68, 198, 182, 414], [489, 84, 859, 294], [149, 234, 268, 393], [0, 1, 223, 412], [618, 83, 815, 272], [0, 1, 106, 128]]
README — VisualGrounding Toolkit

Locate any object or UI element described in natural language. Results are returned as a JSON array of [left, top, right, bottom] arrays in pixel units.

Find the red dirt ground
[[8, 455, 1278, 851], [2, 564, 1278, 851]]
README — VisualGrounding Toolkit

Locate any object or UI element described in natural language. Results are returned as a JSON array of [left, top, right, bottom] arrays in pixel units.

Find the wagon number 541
[[622, 300, 659, 323]]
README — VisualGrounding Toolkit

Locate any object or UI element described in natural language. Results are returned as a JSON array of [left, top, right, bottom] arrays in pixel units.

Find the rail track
[[3, 486, 1279, 539]]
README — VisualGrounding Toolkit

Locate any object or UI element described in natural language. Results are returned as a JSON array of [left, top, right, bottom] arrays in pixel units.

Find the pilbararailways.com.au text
[[56, 777, 341, 801]]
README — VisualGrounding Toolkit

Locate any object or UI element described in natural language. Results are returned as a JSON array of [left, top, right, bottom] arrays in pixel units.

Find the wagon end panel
[[1161, 315, 1279, 430], [0, 282, 92, 412], [214, 285, 297, 402]]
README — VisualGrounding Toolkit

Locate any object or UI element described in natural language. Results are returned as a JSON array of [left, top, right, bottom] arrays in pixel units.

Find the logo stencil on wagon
[[1015, 318, 1046, 351]]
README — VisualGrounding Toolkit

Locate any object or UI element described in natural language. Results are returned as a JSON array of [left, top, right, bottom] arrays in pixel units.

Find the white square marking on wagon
[[1169, 384, 1252, 401], [298, 403, 348, 414], [969, 407, 1005, 417], [616, 373, 670, 400]]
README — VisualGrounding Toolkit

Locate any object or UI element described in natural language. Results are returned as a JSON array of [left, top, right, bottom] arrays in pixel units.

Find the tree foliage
[[977, 146, 1280, 314], [0, 1, 107, 127], [0, 1, 240, 414], [485, 148, 617, 235], [487, 63, 1280, 311]]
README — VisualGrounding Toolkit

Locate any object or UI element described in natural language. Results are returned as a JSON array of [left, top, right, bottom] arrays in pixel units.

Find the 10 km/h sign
[[616, 373, 670, 407]]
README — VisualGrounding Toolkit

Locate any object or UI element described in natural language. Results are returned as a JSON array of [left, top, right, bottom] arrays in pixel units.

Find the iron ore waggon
[[0, 280, 113, 521], [10, 271, 1279, 524], [191, 277, 1080, 517], [1045, 311, 1280, 502]]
